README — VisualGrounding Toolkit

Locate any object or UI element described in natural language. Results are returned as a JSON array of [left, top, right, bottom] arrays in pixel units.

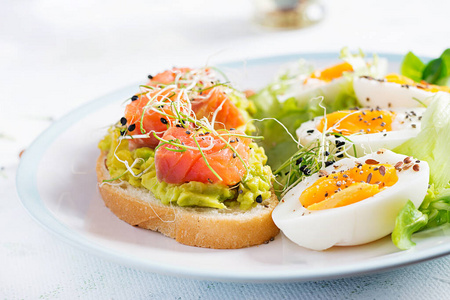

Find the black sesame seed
[[229, 139, 236, 143], [303, 168, 311, 175], [296, 158, 303, 165], [236, 137, 239, 142], [324, 151, 330, 156], [306, 129, 314, 134], [185, 130, 191, 135], [120, 117, 127, 126], [160, 118, 168, 124], [148, 74, 154, 79], [256, 195, 263, 203], [131, 95, 138, 101], [325, 160, 335, 167], [128, 124, 136, 131], [335, 140, 345, 147], [232, 152, 237, 158], [337, 153, 344, 158]]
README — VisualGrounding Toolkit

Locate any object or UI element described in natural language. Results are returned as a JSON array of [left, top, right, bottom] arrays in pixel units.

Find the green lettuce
[[392, 93, 450, 249], [392, 200, 428, 250], [394, 93, 450, 190], [401, 48, 450, 85], [401, 52, 426, 82], [250, 49, 384, 170]]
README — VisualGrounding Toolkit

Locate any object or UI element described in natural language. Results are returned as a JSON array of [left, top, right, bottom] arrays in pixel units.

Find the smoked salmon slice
[[155, 127, 251, 185], [192, 87, 247, 130], [149, 68, 193, 86], [124, 88, 189, 148], [124, 67, 248, 149]]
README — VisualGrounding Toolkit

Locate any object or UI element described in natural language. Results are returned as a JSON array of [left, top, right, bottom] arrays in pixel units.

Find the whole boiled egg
[[272, 150, 429, 250], [296, 107, 425, 157], [354, 73, 450, 108]]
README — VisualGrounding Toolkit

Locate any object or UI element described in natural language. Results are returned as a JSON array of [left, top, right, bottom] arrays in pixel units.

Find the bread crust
[[96, 151, 280, 249]]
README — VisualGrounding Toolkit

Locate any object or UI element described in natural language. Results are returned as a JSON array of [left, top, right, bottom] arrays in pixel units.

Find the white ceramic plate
[[16, 53, 450, 283]]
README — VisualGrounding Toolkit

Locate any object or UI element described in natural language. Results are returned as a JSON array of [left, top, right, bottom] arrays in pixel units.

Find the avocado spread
[[98, 128, 273, 210]]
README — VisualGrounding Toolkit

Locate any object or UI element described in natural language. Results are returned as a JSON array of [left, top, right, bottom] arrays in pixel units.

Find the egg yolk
[[316, 110, 396, 135], [299, 163, 398, 210], [385, 73, 450, 93], [309, 62, 354, 82]]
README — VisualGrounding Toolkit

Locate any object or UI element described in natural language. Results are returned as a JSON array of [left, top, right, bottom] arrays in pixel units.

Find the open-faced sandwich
[[96, 67, 279, 249]]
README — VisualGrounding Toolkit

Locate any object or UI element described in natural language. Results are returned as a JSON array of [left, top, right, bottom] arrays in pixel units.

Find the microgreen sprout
[[104, 65, 268, 197]]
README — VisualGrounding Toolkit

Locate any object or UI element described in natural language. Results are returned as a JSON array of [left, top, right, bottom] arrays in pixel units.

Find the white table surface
[[2, 0, 450, 298]]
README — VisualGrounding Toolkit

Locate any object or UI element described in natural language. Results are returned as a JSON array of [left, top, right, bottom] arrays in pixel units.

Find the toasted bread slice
[[96, 151, 280, 249]]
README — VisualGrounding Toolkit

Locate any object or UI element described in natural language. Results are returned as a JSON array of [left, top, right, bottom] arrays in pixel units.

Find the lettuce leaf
[[250, 49, 386, 170], [394, 93, 450, 189], [420, 187, 450, 230], [401, 48, 450, 85], [392, 200, 428, 250], [401, 52, 426, 82], [392, 93, 450, 249]]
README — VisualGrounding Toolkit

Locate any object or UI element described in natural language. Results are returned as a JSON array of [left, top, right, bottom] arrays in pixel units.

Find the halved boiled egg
[[277, 61, 355, 102], [272, 150, 429, 250], [354, 73, 450, 108], [296, 107, 425, 157]]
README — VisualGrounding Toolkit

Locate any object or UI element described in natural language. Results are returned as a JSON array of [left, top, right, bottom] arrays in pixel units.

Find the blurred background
[[3, 0, 449, 163]]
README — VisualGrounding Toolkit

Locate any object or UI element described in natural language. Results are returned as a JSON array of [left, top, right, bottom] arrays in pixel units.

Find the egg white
[[296, 107, 426, 157], [272, 150, 429, 251], [278, 76, 350, 103], [353, 76, 446, 108]]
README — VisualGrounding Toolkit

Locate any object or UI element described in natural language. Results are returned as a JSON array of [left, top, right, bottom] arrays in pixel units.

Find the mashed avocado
[[98, 128, 272, 210]]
